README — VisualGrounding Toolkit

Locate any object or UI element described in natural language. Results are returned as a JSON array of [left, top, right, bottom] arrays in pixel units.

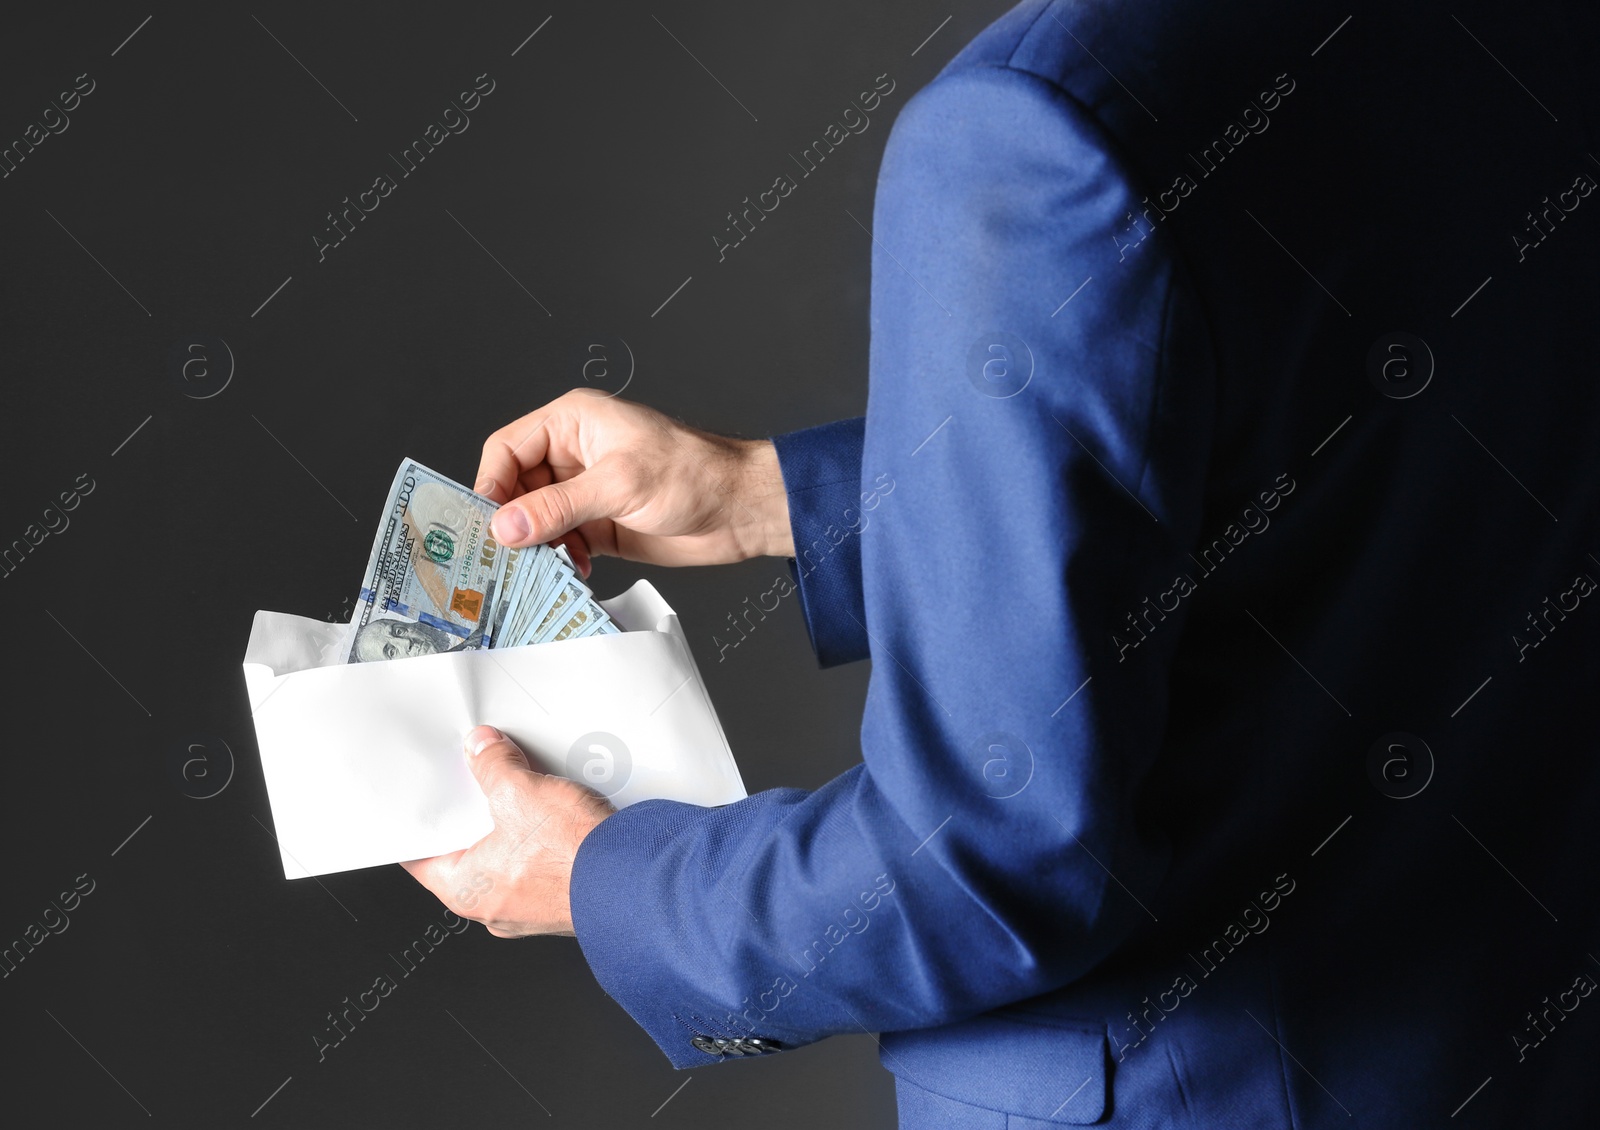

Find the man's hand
[[475, 390, 794, 577], [401, 725, 614, 937]]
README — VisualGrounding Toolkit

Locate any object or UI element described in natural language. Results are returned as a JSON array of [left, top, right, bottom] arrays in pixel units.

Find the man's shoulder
[[936, 0, 1186, 102], [928, 0, 1279, 143], [937, 0, 1056, 74]]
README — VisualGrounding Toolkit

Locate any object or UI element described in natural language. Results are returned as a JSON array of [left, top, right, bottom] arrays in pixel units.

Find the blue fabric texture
[[770, 417, 870, 668], [574, 0, 1600, 1125]]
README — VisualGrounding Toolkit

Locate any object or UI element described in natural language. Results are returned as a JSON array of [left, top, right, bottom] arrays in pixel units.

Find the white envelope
[[242, 579, 746, 878]]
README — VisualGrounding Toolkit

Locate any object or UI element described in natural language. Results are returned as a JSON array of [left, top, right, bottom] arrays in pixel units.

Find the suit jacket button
[[691, 1035, 784, 1056]]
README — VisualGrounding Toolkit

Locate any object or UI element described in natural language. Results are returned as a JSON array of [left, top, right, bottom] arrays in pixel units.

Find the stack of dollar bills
[[341, 458, 619, 664]]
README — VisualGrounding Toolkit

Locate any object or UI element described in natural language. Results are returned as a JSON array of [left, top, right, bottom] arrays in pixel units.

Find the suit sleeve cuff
[[770, 417, 870, 667], [569, 800, 713, 1068], [569, 793, 819, 1069]]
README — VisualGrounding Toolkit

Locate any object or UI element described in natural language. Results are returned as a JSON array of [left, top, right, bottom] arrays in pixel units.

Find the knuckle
[[442, 887, 478, 918], [483, 418, 526, 452], [478, 438, 507, 469]]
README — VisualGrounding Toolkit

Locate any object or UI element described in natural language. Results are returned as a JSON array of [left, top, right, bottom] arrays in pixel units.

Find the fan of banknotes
[[340, 458, 620, 664]]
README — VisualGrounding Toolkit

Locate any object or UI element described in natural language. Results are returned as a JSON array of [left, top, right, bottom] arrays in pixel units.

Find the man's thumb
[[490, 468, 621, 548], [464, 725, 532, 794]]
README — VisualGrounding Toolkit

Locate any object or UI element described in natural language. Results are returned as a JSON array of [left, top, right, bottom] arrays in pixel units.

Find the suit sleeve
[[770, 417, 871, 668], [569, 63, 1215, 1068]]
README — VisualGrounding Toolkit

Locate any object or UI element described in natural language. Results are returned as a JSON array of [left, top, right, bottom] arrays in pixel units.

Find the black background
[[0, 1, 1013, 1123]]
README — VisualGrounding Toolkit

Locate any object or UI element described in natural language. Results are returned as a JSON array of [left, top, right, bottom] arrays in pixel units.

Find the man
[[404, 1, 1600, 1124]]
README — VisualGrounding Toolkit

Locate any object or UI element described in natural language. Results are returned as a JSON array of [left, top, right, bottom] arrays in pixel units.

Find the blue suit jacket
[[573, 1, 1600, 1124]]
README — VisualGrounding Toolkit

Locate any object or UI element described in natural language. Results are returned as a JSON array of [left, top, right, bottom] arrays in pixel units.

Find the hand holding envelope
[[398, 724, 614, 937], [245, 391, 794, 939], [244, 577, 746, 878]]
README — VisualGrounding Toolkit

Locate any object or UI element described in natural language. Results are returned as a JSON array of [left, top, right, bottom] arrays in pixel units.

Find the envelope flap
[[244, 610, 347, 677], [245, 579, 672, 680], [597, 578, 675, 637]]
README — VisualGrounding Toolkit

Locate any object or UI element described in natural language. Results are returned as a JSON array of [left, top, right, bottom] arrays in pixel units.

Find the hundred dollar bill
[[505, 545, 569, 646], [494, 543, 619, 648], [532, 578, 590, 643], [488, 542, 530, 644], [503, 545, 557, 646], [547, 598, 609, 642], [344, 459, 509, 663]]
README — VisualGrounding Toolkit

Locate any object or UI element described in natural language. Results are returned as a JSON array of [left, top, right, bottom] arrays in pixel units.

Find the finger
[[553, 530, 592, 578], [474, 477, 509, 505], [517, 458, 554, 500], [572, 514, 622, 560], [477, 408, 559, 504], [489, 464, 628, 548], [399, 854, 450, 893], [464, 725, 534, 799], [401, 855, 491, 924]]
